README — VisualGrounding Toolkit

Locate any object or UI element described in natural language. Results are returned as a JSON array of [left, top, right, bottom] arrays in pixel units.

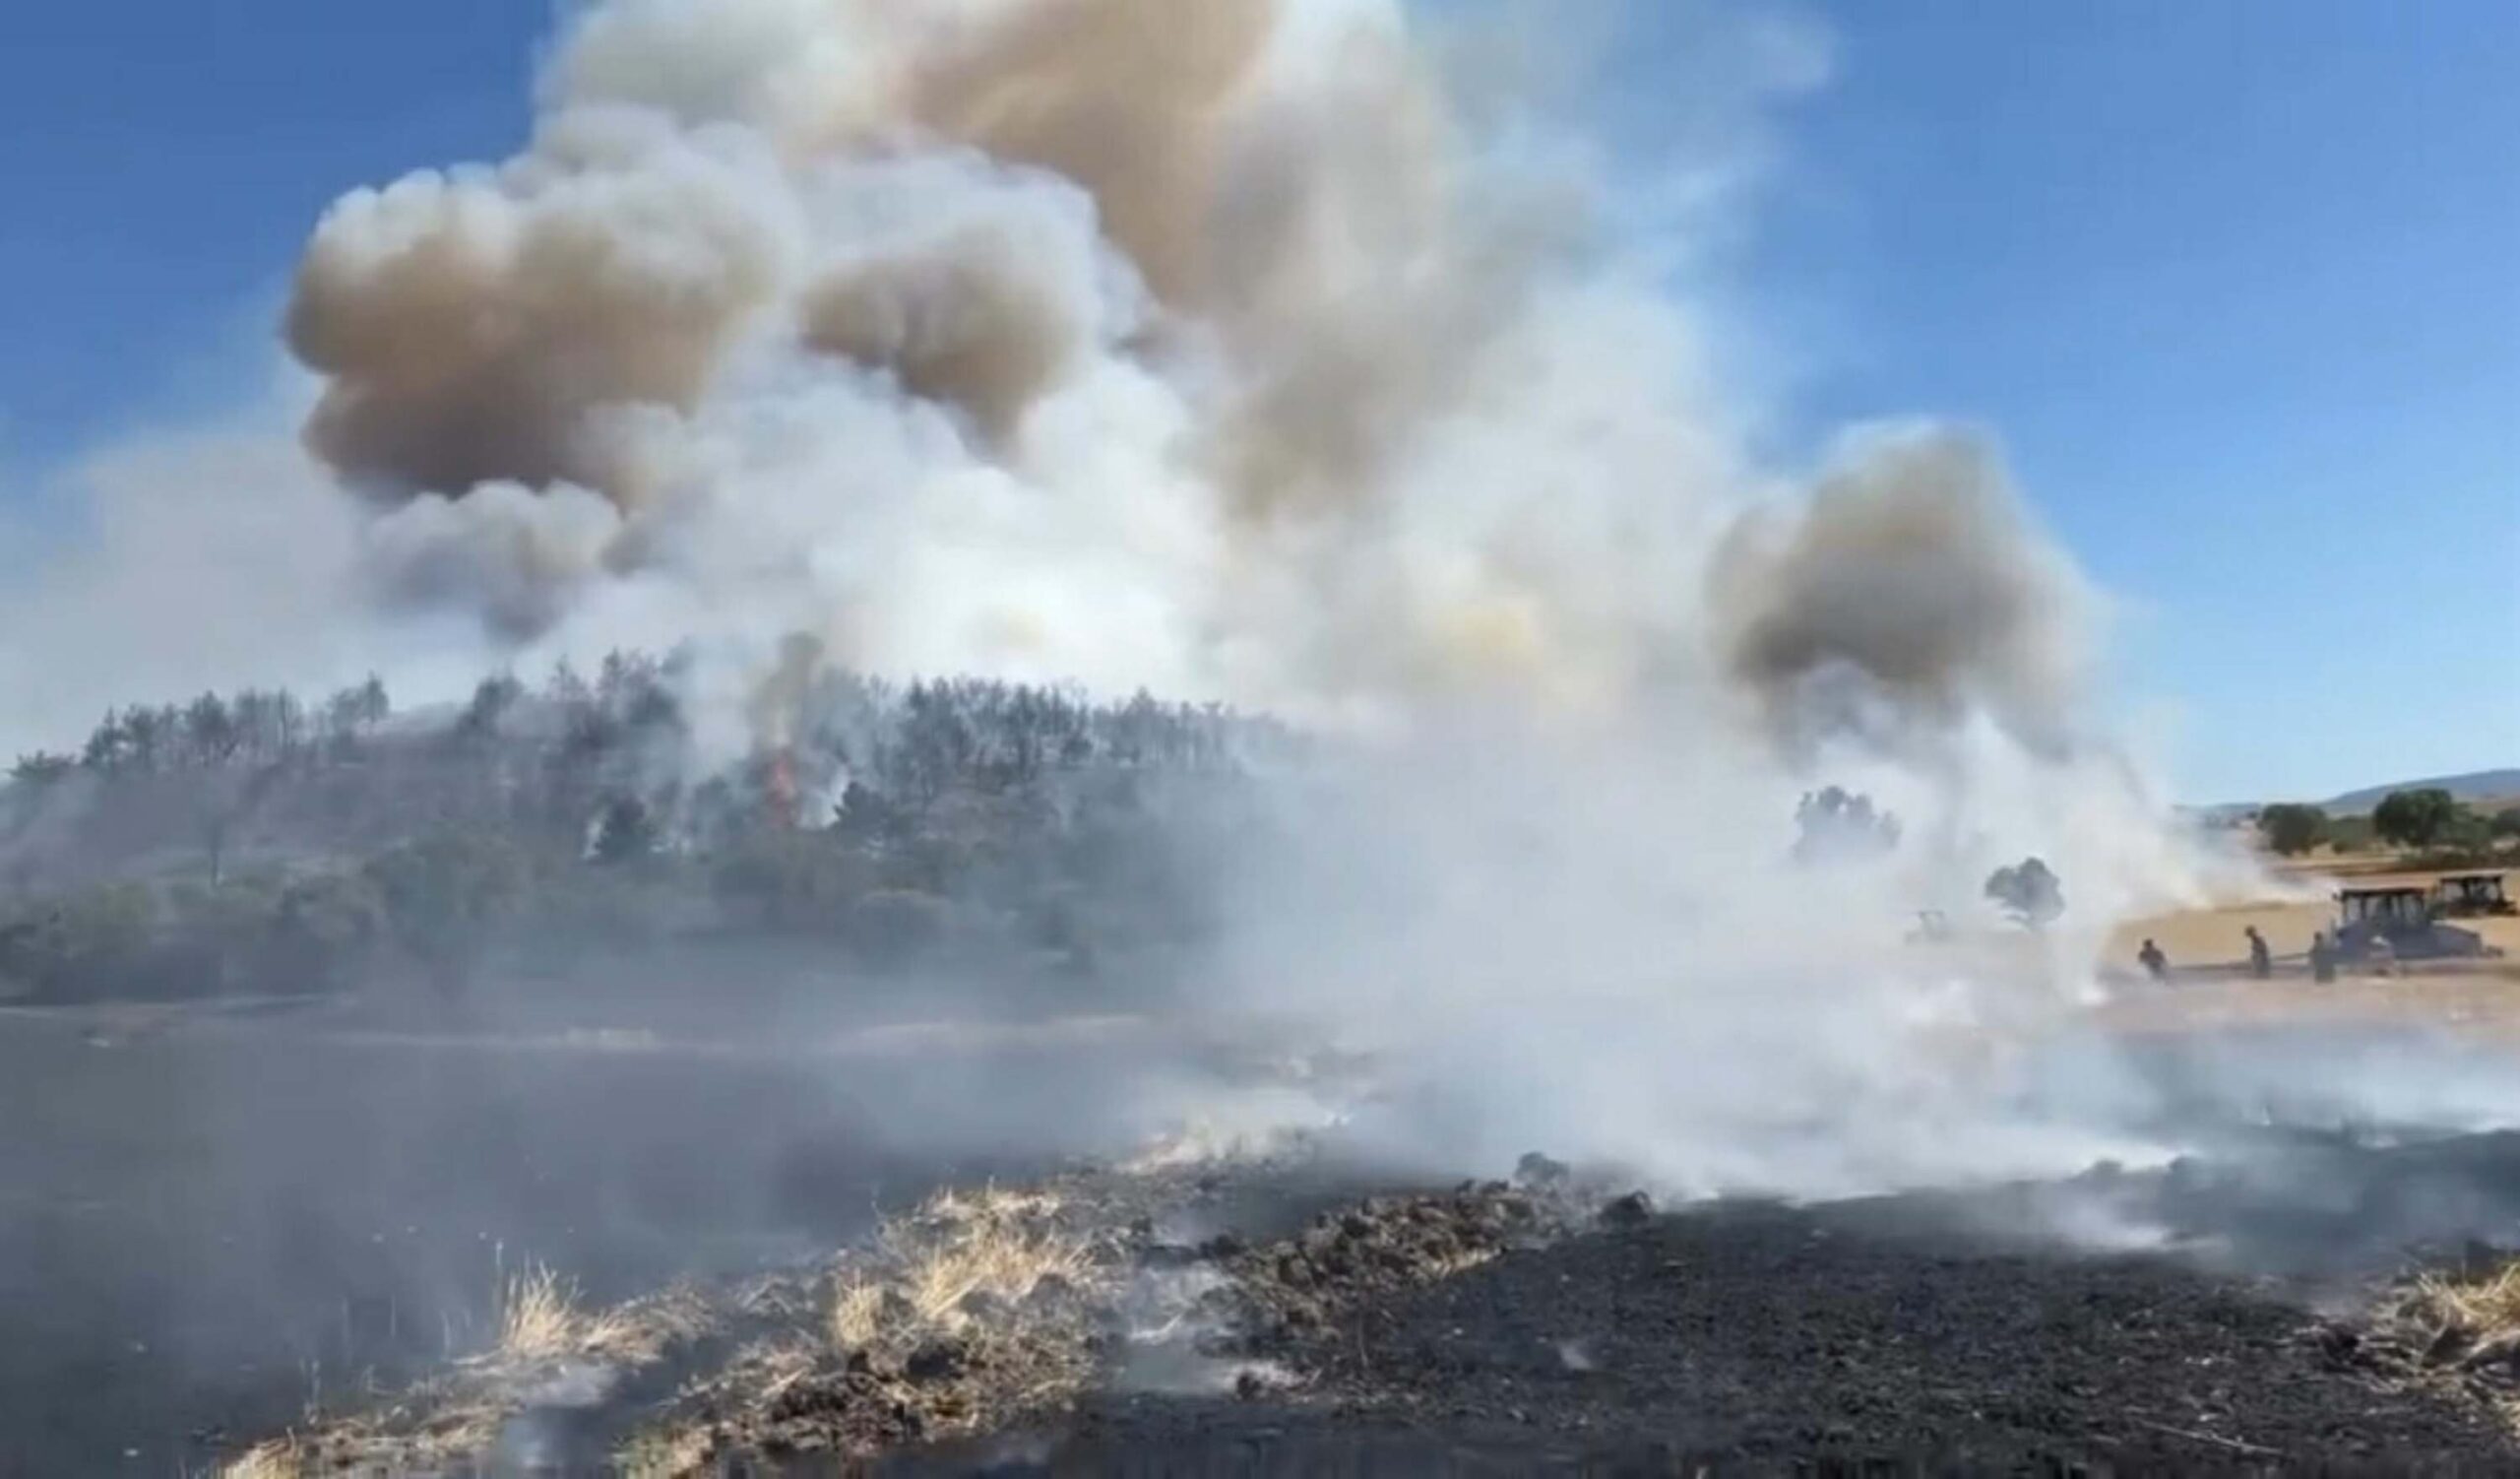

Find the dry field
[[2101, 856, 2520, 1036]]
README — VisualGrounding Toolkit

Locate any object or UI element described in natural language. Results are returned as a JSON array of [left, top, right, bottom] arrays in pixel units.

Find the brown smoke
[[907, 0, 1552, 516], [908, 0, 1278, 310], [275, 0, 2101, 764], [1713, 427, 2090, 755], [285, 120, 790, 503], [800, 222, 1092, 444], [283, 0, 1578, 531]]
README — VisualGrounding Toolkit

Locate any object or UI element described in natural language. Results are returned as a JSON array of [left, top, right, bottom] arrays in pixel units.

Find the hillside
[[0, 654, 1293, 1009], [2327, 769, 2520, 814]]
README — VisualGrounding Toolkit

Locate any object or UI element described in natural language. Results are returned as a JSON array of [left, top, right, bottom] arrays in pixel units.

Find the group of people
[[2134, 923, 2355, 985]]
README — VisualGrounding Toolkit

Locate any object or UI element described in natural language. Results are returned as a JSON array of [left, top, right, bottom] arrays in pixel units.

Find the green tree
[[2255, 803, 2331, 857], [268, 871, 388, 994], [323, 685, 370, 752], [847, 890, 950, 963], [355, 674, 391, 729], [0, 883, 158, 1000], [590, 795, 660, 866], [80, 710, 128, 771], [183, 692, 239, 765], [2490, 807, 2520, 842], [2440, 809, 2495, 856], [1984, 857, 2066, 931], [834, 781, 900, 845], [455, 674, 524, 741], [2372, 789, 2462, 850], [121, 705, 167, 771], [9, 752, 75, 785], [712, 830, 870, 931], [1793, 786, 1902, 865], [364, 829, 529, 997]]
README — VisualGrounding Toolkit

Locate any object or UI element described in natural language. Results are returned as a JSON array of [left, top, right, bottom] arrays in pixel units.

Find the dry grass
[[222, 1265, 722, 1477], [219, 1441, 303, 1479], [2093, 971, 2520, 1039], [598, 1181, 1122, 1472], [488, 1262, 664, 1368], [497, 1264, 585, 1363], [577, 1182, 1123, 1468], [229, 1180, 1127, 1475], [585, 1282, 717, 1366], [922, 1182, 1069, 1227], [830, 1272, 889, 1351], [232, 1398, 506, 1479], [1422, 1247, 1501, 1283], [613, 1424, 720, 1479], [2370, 1255, 2520, 1438], [825, 1183, 1104, 1355], [2402, 1262, 2520, 1353], [2109, 899, 2331, 969], [893, 1212, 1096, 1330], [2111, 862, 2519, 978]]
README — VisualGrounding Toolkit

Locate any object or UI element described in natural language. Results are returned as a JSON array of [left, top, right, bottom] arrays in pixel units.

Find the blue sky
[[0, 0, 2511, 803], [1738, 0, 2520, 804]]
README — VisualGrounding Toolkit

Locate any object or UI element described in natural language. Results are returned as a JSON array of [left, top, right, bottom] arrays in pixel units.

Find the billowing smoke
[[1714, 425, 2094, 760], [275, 0, 1718, 724], [10, 0, 2258, 1196], [288, 111, 795, 506], [280, 0, 2235, 1192]]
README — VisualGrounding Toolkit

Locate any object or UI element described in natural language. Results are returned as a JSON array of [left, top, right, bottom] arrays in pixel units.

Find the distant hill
[[2325, 769, 2520, 815]]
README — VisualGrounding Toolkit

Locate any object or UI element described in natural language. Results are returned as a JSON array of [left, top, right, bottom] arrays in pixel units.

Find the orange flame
[[765, 747, 798, 829]]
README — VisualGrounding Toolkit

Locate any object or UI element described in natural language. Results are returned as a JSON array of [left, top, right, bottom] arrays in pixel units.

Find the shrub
[[1984, 857, 2066, 931], [2256, 803, 2331, 857], [2373, 789, 2463, 850]]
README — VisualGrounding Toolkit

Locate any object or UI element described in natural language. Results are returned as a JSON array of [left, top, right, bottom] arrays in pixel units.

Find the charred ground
[[193, 1123, 2520, 1476], [1044, 1144, 2520, 1474]]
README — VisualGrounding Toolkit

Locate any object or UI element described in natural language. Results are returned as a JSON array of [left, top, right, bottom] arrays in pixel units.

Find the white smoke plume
[[276, 0, 1767, 727], [9, 0, 2260, 1195]]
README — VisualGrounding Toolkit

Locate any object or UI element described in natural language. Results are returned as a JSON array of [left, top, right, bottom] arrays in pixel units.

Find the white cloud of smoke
[[0, 0, 2274, 1197], [275, 0, 1780, 726]]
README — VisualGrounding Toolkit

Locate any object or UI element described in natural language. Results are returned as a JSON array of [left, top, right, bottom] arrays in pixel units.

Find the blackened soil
[[1209, 1183, 1566, 1358], [753, 1358, 933, 1459], [1040, 1195, 2514, 1475]]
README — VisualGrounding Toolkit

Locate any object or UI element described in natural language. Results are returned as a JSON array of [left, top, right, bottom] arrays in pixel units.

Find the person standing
[[2138, 937, 2170, 983], [2310, 931, 2337, 984], [2245, 925, 2272, 980]]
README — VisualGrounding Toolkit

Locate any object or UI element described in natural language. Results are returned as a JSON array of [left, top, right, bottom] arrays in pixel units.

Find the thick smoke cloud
[[1715, 426, 2095, 758], [260, 0, 2239, 1194], [0, 0, 2267, 1198], [288, 113, 798, 504], [799, 229, 1075, 446], [277, 0, 1673, 715]]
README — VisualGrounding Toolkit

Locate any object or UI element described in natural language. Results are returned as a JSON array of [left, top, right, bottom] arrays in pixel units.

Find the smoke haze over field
[[0, 0, 2271, 1195]]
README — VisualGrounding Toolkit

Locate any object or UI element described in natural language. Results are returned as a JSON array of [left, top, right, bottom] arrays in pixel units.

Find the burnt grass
[[180, 1128, 2520, 1474], [1019, 1177, 2520, 1475]]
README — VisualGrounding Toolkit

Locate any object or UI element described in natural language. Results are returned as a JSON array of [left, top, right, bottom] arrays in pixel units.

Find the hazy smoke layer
[[7, 0, 2258, 1195]]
